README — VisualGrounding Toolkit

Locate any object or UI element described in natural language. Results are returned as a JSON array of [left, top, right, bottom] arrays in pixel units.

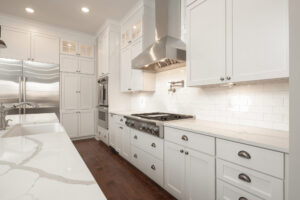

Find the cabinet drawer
[[165, 127, 215, 155], [111, 114, 125, 125], [130, 145, 163, 186], [217, 159, 283, 200], [217, 139, 284, 178], [131, 129, 163, 160], [217, 180, 263, 200]]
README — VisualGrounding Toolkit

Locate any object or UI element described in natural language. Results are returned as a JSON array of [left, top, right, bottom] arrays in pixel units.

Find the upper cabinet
[[0, 26, 30, 60], [120, 0, 156, 92], [60, 38, 94, 58], [186, 0, 289, 86], [31, 32, 60, 64], [0, 26, 59, 64], [97, 28, 109, 77], [60, 55, 95, 75]]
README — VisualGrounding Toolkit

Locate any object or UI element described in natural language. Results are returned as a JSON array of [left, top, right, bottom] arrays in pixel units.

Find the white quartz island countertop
[[0, 113, 106, 200], [165, 119, 289, 153]]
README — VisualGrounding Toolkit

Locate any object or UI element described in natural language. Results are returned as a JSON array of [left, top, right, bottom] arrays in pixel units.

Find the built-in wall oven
[[97, 76, 108, 129]]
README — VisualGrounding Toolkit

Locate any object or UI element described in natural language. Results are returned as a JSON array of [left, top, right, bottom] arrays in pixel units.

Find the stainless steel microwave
[[98, 76, 108, 106]]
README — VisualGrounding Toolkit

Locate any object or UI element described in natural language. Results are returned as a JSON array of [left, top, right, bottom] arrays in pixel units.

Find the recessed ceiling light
[[81, 7, 90, 13], [25, 7, 34, 14]]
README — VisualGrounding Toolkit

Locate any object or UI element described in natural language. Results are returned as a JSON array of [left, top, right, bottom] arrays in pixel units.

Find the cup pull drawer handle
[[238, 151, 251, 159], [151, 164, 156, 170], [238, 173, 251, 183], [181, 135, 188, 141], [134, 154, 137, 159], [239, 197, 248, 200], [134, 135, 138, 140], [151, 143, 156, 148]]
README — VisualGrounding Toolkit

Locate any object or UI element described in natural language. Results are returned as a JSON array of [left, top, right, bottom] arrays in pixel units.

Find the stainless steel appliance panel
[[98, 76, 108, 106], [98, 106, 108, 129], [23, 61, 59, 115], [0, 58, 22, 114]]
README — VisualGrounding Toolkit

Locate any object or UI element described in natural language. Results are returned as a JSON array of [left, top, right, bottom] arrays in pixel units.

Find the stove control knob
[[151, 127, 159, 135]]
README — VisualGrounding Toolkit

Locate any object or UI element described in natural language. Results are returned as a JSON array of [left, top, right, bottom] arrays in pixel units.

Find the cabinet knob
[[151, 164, 156, 170], [128, 88, 132, 91], [220, 77, 225, 81], [119, 126, 123, 130], [151, 143, 156, 148], [185, 151, 189, 155], [238, 173, 251, 183], [134, 154, 137, 159], [120, 119, 123, 122], [181, 135, 188, 141], [238, 150, 251, 159], [180, 149, 184, 153], [134, 135, 138, 140], [226, 76, 231, 80], [239, 197, 248, 200]]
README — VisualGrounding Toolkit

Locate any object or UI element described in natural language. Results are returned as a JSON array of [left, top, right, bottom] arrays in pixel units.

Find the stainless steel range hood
[[132, 0, 186, 72]]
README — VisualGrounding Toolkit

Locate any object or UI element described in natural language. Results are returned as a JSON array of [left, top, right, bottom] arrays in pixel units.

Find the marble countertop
[[165, 119, 289, 153], [0, 113, 106, 200]]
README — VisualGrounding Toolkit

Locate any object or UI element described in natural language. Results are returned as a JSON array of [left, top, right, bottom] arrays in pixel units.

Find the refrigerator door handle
[[23, 76, 27, 114]]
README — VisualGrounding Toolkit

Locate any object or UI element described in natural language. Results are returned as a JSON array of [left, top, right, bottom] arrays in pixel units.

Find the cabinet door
[[115, 125, 123, 153], [121, 22, 132, 49], [61, 73, 79, 110], [79, 75, 94, 109], [31, 32, 59, 64], [61, 111, 78, 138], [79, 42, 94, 58], [130, 39, 143, 91], [79, 57, 95, 74], [79, 110, 95, 137], [164, 141, 186, 200], [185, 148, 215, 200], [97, 31, 109, 76], [60, 55, 78, 73], [120, 47, 132, 92], [0, 26, 30, 60], [60, 39, 77, 56], [186, 0, 226, 86], [108, 114, 116, 148], [230, 0, 289, 82], [121, 126, 131, 161], [131, 10, 143, 42]]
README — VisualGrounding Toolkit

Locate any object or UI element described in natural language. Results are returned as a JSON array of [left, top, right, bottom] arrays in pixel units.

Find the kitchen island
[[0, 113, 106, 200]]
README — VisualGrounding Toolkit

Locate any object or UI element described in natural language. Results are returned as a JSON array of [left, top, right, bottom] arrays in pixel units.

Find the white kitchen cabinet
[[186, 0, 289, 86], [186, 0, 226, 86], [61, 73, 94, 110], [60, 39, 77, 56], [61, 110, 95, 139], [115, 125, 123, 153], [164, 142, 186, 200], [31, 32, 59, 64], [0, 26, 31, 60], [108, 114, 117, 149], [121, 126, 131, 161], [229, 0, 289, 82], [61, 111, 78, 138], [79, 110, 95, 137], [61, 73, 78, 110], [60, 55, 94, 75], [120, 39, 155, 92], [97, 29, 109, 76], [61, 39, 94, 58], [185, 147, 215, 200]]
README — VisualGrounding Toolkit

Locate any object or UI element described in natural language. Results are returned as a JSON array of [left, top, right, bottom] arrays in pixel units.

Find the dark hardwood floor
[[73, 139, 176, 200]]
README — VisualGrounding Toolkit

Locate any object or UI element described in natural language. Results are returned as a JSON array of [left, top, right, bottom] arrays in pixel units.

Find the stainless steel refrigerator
[[0, 58, 59, 117]]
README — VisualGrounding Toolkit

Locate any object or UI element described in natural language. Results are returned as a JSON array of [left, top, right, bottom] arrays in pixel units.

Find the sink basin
[[2, 122, 65, 138]]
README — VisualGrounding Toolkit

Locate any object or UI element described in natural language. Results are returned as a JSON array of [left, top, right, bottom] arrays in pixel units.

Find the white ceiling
[[0, 0, 139, 34]]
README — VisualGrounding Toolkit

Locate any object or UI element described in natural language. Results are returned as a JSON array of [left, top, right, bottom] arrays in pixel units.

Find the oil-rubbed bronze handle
[[134, 135, 138, 140], [151, 164, 156, 170], [134, 154, 137, 159], [151, 143, 156, 148], [238, 150, 251, 159], [180, 149, 184, 153], [238, 173, 251, 183], [181, 135, 188, 141], [239, 197, 248, 200], [185, 151, 189, 155]]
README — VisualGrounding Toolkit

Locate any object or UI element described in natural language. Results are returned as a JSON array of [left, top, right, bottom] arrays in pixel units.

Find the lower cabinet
[[61, 110, 95, 139], [121, 126, 131, 161], [164, 141, 215, 200]]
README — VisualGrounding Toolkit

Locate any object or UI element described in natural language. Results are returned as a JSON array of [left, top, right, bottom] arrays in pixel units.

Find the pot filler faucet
[[0, 102, 37, 130]]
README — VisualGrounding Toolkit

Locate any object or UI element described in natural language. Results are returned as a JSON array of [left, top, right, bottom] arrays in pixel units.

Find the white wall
[[289, 0, 300, 198], [131, 67, 289, 131]]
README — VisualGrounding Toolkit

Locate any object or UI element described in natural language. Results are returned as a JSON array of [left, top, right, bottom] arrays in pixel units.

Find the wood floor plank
[[73, 139, 176, 200]]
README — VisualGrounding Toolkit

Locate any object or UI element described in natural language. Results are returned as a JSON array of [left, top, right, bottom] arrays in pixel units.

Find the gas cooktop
[[131, 112, 194, 121]]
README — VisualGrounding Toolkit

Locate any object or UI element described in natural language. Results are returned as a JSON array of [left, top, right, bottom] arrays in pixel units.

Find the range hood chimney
[[132, 0, 186, 72]]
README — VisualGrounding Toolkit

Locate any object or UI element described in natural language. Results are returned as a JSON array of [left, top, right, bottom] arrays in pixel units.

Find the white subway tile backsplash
[[130, 68, 289, 131]]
